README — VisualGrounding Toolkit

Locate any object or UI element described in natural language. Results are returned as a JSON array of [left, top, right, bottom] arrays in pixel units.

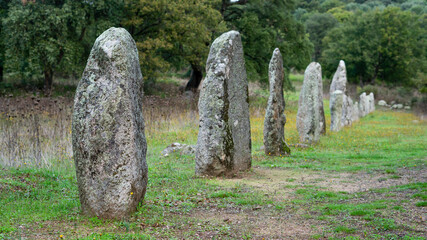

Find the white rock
[[378, 100, 387, 106]]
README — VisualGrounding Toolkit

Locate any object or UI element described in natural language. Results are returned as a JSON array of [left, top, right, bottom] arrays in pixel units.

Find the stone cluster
[[378, 100, 411, 110]]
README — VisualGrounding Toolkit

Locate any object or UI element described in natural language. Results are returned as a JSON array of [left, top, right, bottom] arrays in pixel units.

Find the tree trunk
[[185, 65, 203, 91], [221, 0, 228, 16], [371, 65, 380, 85], [44, 68, 53, 93], [371, 53, 382, 84]]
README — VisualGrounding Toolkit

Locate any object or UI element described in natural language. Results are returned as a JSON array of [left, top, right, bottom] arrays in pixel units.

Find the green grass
[[0, 78, 426, 239], [289, 74, 304, 83], [367, 218, 396, 231], [253, 110, 427, 172], [334, 226, 357, 234], [0, 169, 80, 234]]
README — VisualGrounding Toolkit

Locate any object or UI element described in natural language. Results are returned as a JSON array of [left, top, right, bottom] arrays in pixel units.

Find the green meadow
[[0, 76, 426, 239]]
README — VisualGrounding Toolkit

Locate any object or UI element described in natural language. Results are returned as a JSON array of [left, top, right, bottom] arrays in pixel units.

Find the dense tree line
[[0, 0, 311, 92], [0, 0, 425, 93], [295, 0, 426, 90], [1, 0, 123, 90]]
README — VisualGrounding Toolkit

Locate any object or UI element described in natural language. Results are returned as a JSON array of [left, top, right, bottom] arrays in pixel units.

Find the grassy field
[[0, 76, 426, 239]]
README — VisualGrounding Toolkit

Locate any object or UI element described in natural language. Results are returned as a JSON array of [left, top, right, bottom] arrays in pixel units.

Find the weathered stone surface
[[72, 27, 147, 219], [329, 60, 353, 129], [358, 92, 375, 117], [263, 48, 290, 156], [352, 101, 360, 122], [195, 30, 251, 176], [359, 92, 368, 117], [318, 73, 326, 135], [368, 93, 375, 113], [329, 60, 347, 96], [297, 62, 325, 143], [342, 95, 353, 127], [330, 90, 344, 132], [404, 106, 411, 110]]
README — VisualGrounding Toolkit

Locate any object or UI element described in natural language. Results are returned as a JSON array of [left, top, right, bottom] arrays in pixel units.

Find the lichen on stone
[[72, 27, 147, 219], [196, 31, 251, 177]]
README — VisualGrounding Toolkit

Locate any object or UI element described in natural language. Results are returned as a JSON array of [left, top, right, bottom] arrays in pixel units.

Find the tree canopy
[[2, 0, 123, 90], [1, 0, 425, 92], [295, 0, 426, 87], [223, 0, 312, 87], [123, 0, 226, 91], [321, 7, 426, 85], [1, 0, 313, 91]]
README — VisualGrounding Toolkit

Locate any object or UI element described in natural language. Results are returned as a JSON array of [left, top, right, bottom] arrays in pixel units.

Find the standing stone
[[330, 90, 344, 132], [72, 27, 147, 219], [263, 48, 290, 156], [318, 72, 326, 135], [359, 92, 375, 117], [352, 101, 360, 122], [330, 60, 353, 129], [368, 93, 375, 113], [297, 62, 325, 143], [329, 60, 347, 97], [359, 92, 368, 117], [195, 31, 251, 176], [342, 95, 353, 127]]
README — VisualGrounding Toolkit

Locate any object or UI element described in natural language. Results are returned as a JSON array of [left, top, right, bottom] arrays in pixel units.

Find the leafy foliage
[[0, 0, 12, 82], [321, 7, 426, 85], [1, 0, 313, 91], [305, 13, 338, 61], [294, 0, 426, 90], [123, 0, 226, 88], [224, 0, 312, 87], [2, 0, 123, 90]]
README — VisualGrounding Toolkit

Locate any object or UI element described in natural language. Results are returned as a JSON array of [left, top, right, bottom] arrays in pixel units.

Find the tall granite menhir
[[72, 28, 148, 219], [297, 62, 326, 143], [196, 31, 251, 176], [263, 48, 290, 156]]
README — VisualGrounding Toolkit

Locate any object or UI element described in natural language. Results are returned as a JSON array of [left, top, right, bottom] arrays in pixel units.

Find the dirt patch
[[7, 219, 124, 240], [189, 206, 322, 239], [203, 167, 426, 238], [215, 166, 427, 196]]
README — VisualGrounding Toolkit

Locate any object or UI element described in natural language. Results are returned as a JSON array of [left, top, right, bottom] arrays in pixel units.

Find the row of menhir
[[71, 28, 375, 219]]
